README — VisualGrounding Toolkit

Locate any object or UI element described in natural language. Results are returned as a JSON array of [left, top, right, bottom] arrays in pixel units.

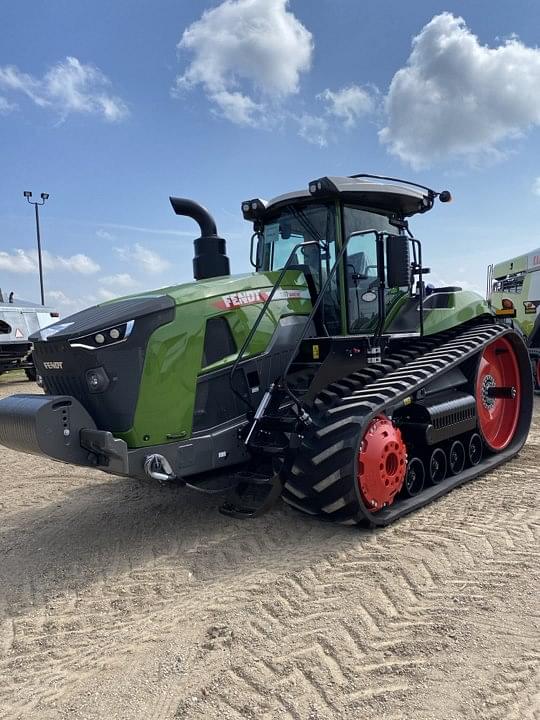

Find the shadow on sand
[[0, 473, 358, 616]]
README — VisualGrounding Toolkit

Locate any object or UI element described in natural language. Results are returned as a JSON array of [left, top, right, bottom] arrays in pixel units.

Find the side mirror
[[250, 231, 265, 269], [386, 235, 411, 288]]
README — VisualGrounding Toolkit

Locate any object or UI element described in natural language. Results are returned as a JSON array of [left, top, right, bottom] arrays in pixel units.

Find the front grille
[[32, 301, 175, 434]]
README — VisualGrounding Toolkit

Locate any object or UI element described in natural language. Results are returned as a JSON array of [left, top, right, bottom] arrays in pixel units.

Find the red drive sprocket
[[357, 416, 407, 511]]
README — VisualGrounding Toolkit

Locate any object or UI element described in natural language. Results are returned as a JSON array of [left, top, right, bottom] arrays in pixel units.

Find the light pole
[[23, 191, 49, 306]]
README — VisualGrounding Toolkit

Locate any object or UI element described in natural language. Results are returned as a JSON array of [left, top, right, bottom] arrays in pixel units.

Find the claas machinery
[[488, 249, 540, 390], [0, 175, 533, 525]]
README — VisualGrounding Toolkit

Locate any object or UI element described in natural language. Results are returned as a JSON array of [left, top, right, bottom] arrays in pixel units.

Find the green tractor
[[488, 249, 540, 390], [0, 175, 533, 525]]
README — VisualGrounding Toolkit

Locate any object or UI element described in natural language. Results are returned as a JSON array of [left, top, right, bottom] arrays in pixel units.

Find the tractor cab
[[242, 174, 447, 339]]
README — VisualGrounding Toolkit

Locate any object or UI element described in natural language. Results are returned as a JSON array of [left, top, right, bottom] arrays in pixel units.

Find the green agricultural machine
[[0, 175, 533, 525], [488, 249, 540, 390]]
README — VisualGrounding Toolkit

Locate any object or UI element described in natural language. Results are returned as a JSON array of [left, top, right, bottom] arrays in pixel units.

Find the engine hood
[[32, 271, 305, 344]]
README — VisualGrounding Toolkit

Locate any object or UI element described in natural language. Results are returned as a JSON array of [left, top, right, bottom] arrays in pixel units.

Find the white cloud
[[297, 114, 328, 147], [0, 96, 16, 114], [53, 253, 100, 274], [47, 286, 133, 315], [210, 90, 264, 126], [174, 0, 313, 126], [114, 244, 170, 274], [0, 56, 128, 122], [96, 288, 120, 302], [533, 177, 540, 197], [0, 249, 100, 275], [47, 290, 82, 311], [379, 13, 540, 168], [319, 85, 376, 128], [96, 228, 115, 240], [100, 273, 137, 289]]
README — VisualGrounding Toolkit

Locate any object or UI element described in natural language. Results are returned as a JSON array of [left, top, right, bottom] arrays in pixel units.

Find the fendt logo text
[[43, 361, 64, 370]]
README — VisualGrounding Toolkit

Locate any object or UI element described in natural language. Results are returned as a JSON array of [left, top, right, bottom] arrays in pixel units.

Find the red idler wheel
[[358, 416, 407, 512], [476, 337, 521, 451], [535, 359, 540, 391]]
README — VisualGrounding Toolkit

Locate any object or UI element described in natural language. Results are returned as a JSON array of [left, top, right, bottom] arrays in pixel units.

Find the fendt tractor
[[0, 175, 533, 526], [488, 249, 540, 390]]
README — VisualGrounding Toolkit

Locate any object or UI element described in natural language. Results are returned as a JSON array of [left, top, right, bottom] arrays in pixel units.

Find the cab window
[[261, 202, 341, 333], [343, 205, 395, 333]]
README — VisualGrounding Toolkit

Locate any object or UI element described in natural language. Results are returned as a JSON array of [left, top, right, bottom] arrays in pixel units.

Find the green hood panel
[[117, 270, 311, 449], [423, 290, 492, 335], [108, 271, 307, 310], [384, 289, 492, 336]]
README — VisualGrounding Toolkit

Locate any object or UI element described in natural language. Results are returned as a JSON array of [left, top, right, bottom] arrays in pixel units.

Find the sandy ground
[[0, 379, 538, 720]]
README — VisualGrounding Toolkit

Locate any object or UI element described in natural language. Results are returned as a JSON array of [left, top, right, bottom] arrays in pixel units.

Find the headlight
[[69, 320, 134, 350]]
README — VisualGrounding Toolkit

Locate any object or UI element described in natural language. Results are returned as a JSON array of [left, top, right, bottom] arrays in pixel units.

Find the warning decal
[[14, 328, 24, 339]]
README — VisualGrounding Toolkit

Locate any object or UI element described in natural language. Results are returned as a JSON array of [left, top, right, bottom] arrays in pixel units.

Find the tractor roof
[[267, 175, 437, 218]]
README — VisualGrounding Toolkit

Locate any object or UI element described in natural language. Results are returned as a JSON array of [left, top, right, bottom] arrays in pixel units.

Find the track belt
[[303, 321, 532, 527]]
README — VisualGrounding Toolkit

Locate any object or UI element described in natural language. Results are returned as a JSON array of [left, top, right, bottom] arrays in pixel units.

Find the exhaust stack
[[169, 196, 230, 280]]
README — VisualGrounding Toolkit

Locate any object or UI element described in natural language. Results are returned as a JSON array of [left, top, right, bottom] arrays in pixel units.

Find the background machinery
[[488, 250, 540, 390], [0, 175, 532, 525], [0, 290, 59, 381]]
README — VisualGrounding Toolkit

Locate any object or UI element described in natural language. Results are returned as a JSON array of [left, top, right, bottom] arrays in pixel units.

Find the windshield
[[261, 202, 340, 333], [261, 202, 336, 280]]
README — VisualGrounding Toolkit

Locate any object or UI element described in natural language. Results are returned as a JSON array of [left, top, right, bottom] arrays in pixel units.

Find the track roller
[[448, 440, 466, 475], [428, 447, 447, 484], [403, 457, 425, 497], [468, 433, 483, 466]]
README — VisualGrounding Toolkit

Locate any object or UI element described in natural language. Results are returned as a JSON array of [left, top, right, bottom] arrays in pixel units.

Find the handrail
[[229, 240, 323, 408], [412, 238, 424, 337], [486, 263, 494, 302]]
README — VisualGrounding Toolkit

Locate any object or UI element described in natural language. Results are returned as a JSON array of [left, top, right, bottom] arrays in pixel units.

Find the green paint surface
[[117, 270, 311, 448], [422, 291, 492, 335]]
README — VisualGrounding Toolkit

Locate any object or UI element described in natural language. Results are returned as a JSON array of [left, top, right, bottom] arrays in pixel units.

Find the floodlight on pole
[[23, 190, 50, 306]]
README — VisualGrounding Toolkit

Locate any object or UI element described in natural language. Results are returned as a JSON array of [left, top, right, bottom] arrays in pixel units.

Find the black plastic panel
[[202, 317, 237, 366], [33, 302, 175, 432], [30, 295, 174, 341]]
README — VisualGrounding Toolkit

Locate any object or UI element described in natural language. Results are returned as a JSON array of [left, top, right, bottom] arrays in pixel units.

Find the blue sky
[[1, 0, 540, 313]]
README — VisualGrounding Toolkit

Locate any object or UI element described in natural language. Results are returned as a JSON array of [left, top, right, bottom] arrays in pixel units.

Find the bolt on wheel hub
[[481, 374, 496, 410]]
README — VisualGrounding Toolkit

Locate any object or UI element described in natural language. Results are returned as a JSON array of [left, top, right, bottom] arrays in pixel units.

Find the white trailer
[[0, 290, 59, 380]]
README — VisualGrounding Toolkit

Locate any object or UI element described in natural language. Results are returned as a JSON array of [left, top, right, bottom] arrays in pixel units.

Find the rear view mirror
[[250, 232, 265, 269], [386, 235, 411, 288]]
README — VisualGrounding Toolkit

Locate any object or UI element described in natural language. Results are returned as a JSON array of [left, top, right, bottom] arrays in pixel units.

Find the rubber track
[[281, 321, 532, 526]]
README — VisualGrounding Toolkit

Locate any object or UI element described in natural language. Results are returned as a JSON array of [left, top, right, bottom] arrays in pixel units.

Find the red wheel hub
[[358, 416, 407, 511], [536, 359, 540, 389], [476, 337, 521, 451]]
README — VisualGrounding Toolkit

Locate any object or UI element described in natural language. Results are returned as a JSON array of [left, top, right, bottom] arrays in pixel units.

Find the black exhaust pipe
[[169, 196, 230, 281]]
